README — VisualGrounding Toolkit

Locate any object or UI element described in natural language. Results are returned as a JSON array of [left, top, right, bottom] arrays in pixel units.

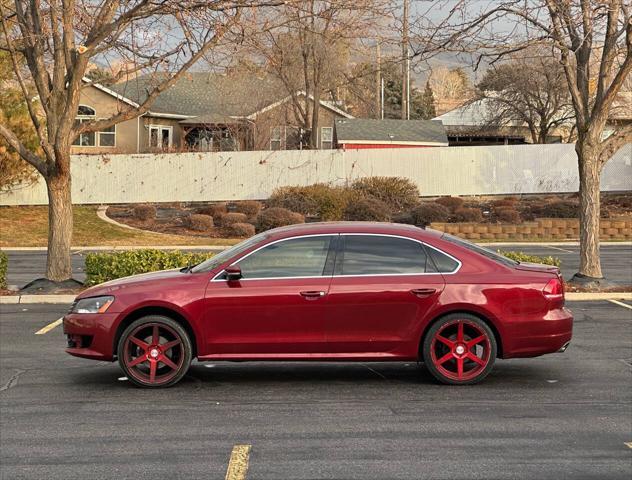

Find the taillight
[[543, 278, 564, 302]]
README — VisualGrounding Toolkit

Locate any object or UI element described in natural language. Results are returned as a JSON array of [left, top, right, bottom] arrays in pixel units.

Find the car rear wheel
[[117, 316, 192, 388], [423, 313, 497, 385]]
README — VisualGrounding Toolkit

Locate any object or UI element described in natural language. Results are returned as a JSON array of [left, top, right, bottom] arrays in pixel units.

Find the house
[[432, 98, 566, 146], [334, 118, 449, 149], [71, 73, 353, 154]]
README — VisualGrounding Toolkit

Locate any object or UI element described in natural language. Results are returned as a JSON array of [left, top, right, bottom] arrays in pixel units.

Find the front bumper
[[63, 312, 120, 361]]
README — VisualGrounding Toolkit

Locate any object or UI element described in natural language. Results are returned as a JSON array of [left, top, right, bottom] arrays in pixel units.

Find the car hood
[[78, 269, 185, 298]]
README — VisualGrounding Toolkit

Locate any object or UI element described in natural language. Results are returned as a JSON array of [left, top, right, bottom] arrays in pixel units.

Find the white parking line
[[35, 318, 63, 335], [225, 444, 251, 480], [545, 245, 574, 253], [608, 300, 632, 311]]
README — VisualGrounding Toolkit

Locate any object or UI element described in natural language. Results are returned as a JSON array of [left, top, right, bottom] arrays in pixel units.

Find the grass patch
[[0, 206, 241, 247]]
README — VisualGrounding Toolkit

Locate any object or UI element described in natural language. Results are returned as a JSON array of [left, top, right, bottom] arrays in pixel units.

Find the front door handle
[[300, 290, 326, 299], [410, 288, 437, 297]]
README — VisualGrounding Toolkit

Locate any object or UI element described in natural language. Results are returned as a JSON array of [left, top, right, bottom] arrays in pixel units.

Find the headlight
[[71, 296, 114, 314]]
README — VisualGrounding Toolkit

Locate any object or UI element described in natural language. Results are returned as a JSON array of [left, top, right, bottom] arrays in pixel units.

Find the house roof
[[335, 118, 449, 146], [432, 98, 522, 127], [105, 72, 352, 120]]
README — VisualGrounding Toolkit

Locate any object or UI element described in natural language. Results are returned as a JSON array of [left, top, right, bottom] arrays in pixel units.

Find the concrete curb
[[0, 295, 76, 304], [1, 292, 629, 304], [95, 205, 148, 232]]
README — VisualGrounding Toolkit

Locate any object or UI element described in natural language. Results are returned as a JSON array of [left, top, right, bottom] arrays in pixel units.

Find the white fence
[[1, 143, 630, 205]]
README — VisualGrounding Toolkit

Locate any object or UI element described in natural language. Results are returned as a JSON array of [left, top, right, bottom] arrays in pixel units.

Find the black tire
[[117, 315, 192, 388], [422, 313, 497, 385]]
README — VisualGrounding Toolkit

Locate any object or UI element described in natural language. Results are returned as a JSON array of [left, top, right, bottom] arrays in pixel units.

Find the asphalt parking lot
[[4, 244, 632, 288], [0, 301, 630, 479]]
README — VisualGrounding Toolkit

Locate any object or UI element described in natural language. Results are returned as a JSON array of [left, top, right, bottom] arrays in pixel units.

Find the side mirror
[[225, 265, 242, 281]]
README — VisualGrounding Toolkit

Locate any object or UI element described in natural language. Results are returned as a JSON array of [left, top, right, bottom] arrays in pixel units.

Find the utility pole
[[401, 0, 410, 120], [376, 41, 382, 119]]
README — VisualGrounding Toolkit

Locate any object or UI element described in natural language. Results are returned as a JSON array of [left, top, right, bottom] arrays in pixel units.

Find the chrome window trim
[[336, 233, 462, 277], [211, 234, 337, 282], [211, 232, 462, 282]]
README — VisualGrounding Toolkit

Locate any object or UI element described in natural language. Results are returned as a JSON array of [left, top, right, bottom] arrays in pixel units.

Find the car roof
[[265, 222, 443, 240]]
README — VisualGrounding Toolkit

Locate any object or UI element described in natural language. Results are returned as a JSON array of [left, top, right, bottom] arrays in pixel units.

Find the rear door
[[325, 234, 445, 356]]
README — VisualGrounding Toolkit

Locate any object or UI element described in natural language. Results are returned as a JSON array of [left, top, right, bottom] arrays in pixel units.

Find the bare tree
[[0, 0, 279, 281], [412, 0, 632, 281], [245, 0, 393, 148], [476, 50, 575, 143]]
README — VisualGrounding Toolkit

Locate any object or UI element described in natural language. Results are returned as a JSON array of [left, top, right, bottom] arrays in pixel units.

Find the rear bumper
[[501, 307, 573, 359], [63, 313, 119, 361]]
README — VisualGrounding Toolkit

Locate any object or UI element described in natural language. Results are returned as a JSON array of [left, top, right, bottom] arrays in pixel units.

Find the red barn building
[[335, 118, 449, 150]]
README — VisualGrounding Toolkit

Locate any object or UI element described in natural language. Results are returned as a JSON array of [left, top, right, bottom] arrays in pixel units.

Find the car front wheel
[[423, 314, 497, 385], [117, 315, 192, 388]]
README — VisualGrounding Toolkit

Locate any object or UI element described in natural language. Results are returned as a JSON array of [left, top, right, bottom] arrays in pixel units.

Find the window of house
[[270, 126, 284, 150], [98, 122, 116, 147], [149, 125, 172, 149], [71, 107, 117, 147], [321, 126, 333, 149], [72, 105, 96, 147], [236, 236, 334, 279], [338, 235, 431, 276]]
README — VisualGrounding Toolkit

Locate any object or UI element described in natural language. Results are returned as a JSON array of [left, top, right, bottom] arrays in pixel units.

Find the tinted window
[[441, 233, 517, 267], [427, 247, 460, 273], [340, 235, 430, 275], [237, 236, 333, 279]]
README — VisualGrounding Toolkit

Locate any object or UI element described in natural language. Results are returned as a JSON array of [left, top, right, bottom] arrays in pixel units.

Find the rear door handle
[[300, 290, 326, 299], [410, 288, 437, 297]]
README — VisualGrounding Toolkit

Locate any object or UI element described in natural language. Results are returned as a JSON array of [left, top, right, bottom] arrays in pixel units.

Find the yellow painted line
[[35, 318, 63, 335], [225, 444, 251, 480], [608, 300, 632, 311]]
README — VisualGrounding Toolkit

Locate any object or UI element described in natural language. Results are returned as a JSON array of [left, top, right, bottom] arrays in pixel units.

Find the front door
[[201, 235, 337, 357], [325, 234, 445, 357]]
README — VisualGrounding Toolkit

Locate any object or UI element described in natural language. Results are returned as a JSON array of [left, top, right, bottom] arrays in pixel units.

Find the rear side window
[[426, 247, 460, 273], [339, 235, 431, 275]]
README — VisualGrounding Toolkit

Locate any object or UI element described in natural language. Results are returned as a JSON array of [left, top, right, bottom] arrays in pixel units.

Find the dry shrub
[[410, 203, 450, 225], [224, 222, 255, 237], [133, 204, 156, 221], [233, 200, 263, 217], [495, 207, 521, 223], [435, 196, 464, 212], [533, 200, 579, 218], [454, 207, 483, 222], [221, 212, 248, 226], [351, 176, 419, 212], [186, 214, 213, 231], [491, 197, 518, 209], [268, 184, 353, 220], [255, 207, 305, 232], [197, 203, 227, 222], [343, 196, 391, 222]]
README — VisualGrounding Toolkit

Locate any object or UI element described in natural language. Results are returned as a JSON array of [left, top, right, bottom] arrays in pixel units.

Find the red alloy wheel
[[429, 319, 492, 382], [122, 322, 185, 386]]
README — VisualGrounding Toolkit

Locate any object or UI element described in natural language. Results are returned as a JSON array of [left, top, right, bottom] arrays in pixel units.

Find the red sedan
[[63, 222, 572, 387]]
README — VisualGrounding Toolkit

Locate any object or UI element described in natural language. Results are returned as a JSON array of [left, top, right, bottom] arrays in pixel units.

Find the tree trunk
[[575, 142, 603, 279], [45, 171, 73, 281], [310, 92, 321, 149]]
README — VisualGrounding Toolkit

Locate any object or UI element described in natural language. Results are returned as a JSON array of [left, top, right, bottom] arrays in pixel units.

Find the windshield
[[191, 232, 269, 273], [441, 233, 519, 267]]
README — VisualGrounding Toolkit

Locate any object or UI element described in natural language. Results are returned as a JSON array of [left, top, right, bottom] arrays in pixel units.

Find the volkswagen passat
[[64, 222, 572, 387]]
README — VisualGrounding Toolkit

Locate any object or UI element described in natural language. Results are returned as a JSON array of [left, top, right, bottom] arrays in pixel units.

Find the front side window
[[339, 235, 431, 275], [237, 236, 333, 279]]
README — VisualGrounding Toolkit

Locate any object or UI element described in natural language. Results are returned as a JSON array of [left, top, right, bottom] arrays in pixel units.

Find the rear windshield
[[441, 233, 519, 267]]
